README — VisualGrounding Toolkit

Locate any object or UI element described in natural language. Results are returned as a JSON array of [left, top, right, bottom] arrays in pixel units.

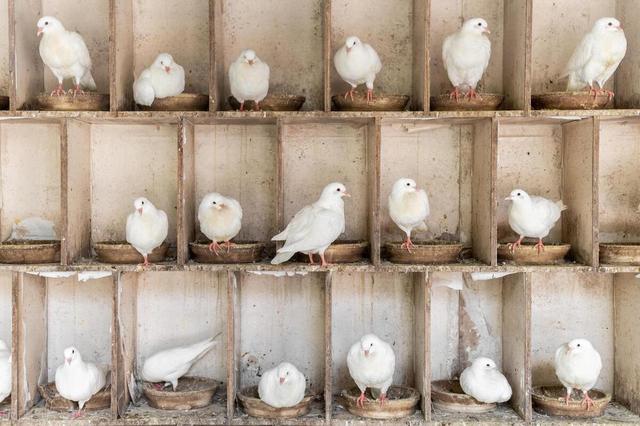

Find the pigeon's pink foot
[[366, 89, 374, 103], [507, 236, 524, 253], [534, 238, 545, 255], [344, 88, 355, 101], [356, 391, 366, 409], [581, 390, 595, 410], [139, 255, 151, 268], [449, 87, 461, 101], [465, 88, 480, 100], [208, 241, 222, 256], [0, 410, 8, 417], [72, 84, 85, 98], [400, 237, 415, 253], [153, 382, 164, 390], [253, 101, 261, 111], [50, 84, 65, 97], [588, 86, 598, 99], [71, 410, 84, 419], [320, 253, 330, 268], [601, 89, 615, 102], [564, 389, 571, 405], [307, 253, 315, 264], [239, 102, 245, 112], [378, 393, 388, 407], [224, 240, 235, 253]]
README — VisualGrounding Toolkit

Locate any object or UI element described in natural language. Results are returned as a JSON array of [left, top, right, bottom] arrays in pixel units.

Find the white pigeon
[[258, 362, 306, 408], [460, 357, 512, 404], [197, 193, 242, 255], [229, 49, 270, 111], [133, 53, 185, 106], [0, 340, 10, 406], [125, 197, 169, 266], [271, 182, 349, 266], [388, 178, 429, 252], [562, 18, 626, 100], [555, 338, 602, 410], [347, 334, 395, 408], [334, 36, 382, 102], [55, 347, 106, 419], [442, 18, 491, 100], [505, 189, 566, 254], [141, 334, 220, 391], [37, 16, 96, 97]]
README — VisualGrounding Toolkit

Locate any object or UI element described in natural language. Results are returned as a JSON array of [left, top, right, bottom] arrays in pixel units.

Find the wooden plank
[[227, 271, 237, 420], [7, 0, 15, 111], [324, 271, 332, 421], [523, 0, 533, 112], [112, 0, 134, 110], [502, 272, 532, 421], [503, 0, 528, 110], [209, 0, 217, 111], [114, 272, 137, 418], [177, 117, 195, 264], [614, 1, 639, 108], [11, 0, 42, 109], [323, 0, 331, 111], [614, 273, 640, 415], [471, 118, 496, 265], [368, 118, 381, 265], [412, 0, 428, 111], [414, 272, 429, 420], [59, 119, 68, 265], [562, 117, 596, 265], [10, 272, 17, 420], [14, 272, 46, 418], [64, 119, 92, 263]]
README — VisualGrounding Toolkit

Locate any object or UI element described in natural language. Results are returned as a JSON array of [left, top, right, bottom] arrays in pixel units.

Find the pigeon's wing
[[417, 189, 430, 217], [279, 208, 342, 253], [69, 31, 92, 69], [561, 33, 594, 78], [530, 196, 562, 227], [364, 43, 382, 74], [442, 34, 454, 72], [227, 197, 243, 220], [157, 210, 169, 242], [125, 212, 135, 242], [87, 363, 106, 395], [272, 205, 314, 241]]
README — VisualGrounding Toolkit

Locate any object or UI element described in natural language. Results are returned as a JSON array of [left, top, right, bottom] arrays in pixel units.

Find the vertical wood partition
[[177, 117, 196, 265], [614, 273, 640, 415]]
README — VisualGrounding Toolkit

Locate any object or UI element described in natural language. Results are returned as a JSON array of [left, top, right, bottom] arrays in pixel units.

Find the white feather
[[125, 197, 168, 258], [347, 334, 395, 397], [0, 340, 10, 404], [258, 362, 306, 408], [442, 18, 491, 90], [334, 36, 382, 91], [198, 193, 242, 243], [507, 189, 565, 240], [388, 178, 429, 239], [555, 339, 602, 395], [55, 347, 106, 410], [229, 49, 270, 103], [460, 357, 512, 404]]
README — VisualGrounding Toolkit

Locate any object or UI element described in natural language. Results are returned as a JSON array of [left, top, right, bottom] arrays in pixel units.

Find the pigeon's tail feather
[[556, 200, 568, 211], [566, 74, 585, 92], [416, 221, 428, 232], [271, 250, 296, 265], [188, 335, 220, 364], [81, 70, 97, 91], [271, 229, 287, 241]]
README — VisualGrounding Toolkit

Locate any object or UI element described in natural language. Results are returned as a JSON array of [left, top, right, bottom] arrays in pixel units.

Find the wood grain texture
[[614, 273, 640, 415], [227, 270, 238, 419], [114, 271, 136, 418], [177, 118, 195, 264], [368, 118, 381, 265], [503, 0, 528, 110], [472, 118, 496, 264], [414, 272, 428, 420], [112, 0, 133, 110], [413, 0, 428, 111], [615, 1, 640, 108], [12, 0, 42, 109], [323, 0, 331, 112], [324, 270, 332, 421]]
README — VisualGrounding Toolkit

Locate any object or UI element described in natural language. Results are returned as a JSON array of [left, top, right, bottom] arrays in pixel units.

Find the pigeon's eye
[[45, 21, 49, 25], [608, 22, 612, 26], [406, 182, 410, 186], [486, 363, 490, 367], [337, 188, 341, 192], [141, 201, 144, 205], [517, 192, 521, 196], [577, 343, 581, 347], [71, 350, 74, 354], [478, 22, 482, 26], [212, 201, 217, 205]]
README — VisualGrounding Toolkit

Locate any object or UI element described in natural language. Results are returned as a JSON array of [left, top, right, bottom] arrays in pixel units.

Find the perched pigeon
[[442, 18, 491, 100], [505, 189, 566, 254], [125, 197, 169, 267], [347, 334, 395, 408], [271, 182, 349, 266], [258, 362, 306, 408], [562, 18, 626, 100], [198, 193, 242, 255], [0, 340, 10, 406], [37, 16, 96, 97], [229, 49, 270, 111], [460, 357, 512, 404], [334, 36, 382, 102], [55, 347, 106, 419], [133, 53, 185, 106], [388, 178, 429, 252], [141, 334, 220, 391], [555, 338, 602, 410]]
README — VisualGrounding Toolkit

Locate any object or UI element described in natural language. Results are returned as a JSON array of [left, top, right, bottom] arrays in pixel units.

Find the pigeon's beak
[[279, 377, 285, 384], [342, 192, 351, 198], [65, 357, 72, 365], [248, 59, 255, 65], [617, 24, 623, 31], [346, 46, 352, 53], [364, 350, 369, 357], [483, 28, 491, 34], [137, 208, 143, 214], [505, 196, 513, 201], [37, 27, 44, 37], [164, 66, 171, 73]]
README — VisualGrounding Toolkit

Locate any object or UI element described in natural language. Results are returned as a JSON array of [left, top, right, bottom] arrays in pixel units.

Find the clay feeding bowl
[[93, 241, 168, 264], [39, 381, 111, 412], [296, 241, 369, 264], [0, 95, 8, 110], [237, 385, 314, 419], [331, 93, 410, 111], [189, 241, 265, 264], [532, 91, 611, 110], [137, 93, 208, 111], [228, 94, 306, 111], [384, 241, 463, 264], [142, 377, 219, 410], [0, 240, 60, 264], [497, 242, 571, 265], [599, 243, 640, 265], [431, 379, 496, 413], [430, 93, 504, 111], [340, 385, 419, 419], [36, 92, 109, 111], [532, 386, 610, 418]]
